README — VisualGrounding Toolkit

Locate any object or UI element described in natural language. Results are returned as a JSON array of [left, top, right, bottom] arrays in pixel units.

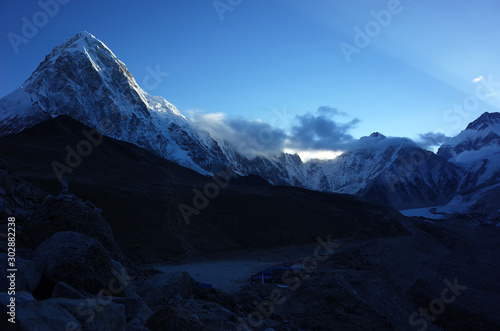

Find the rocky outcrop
[[137, 271, 195, 307], [0, 293, 82, 331], [112, 295, 153, 324], [46, 297, 127, 331], [0, 169, 15, 196], [0, 171, 240, 330]]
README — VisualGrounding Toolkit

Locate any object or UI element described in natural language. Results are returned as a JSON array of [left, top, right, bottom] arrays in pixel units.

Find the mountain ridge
[[1, 31, 499, 212]]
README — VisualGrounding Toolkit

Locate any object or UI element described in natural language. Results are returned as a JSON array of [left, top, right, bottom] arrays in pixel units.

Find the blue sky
[[1, 0, 500, 157]]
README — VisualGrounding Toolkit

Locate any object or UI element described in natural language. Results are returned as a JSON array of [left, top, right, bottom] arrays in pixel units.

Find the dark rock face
[[111, 295, 153, 324], [34, 231, 114, 295], [145, 305, 204, 331], [51, 281, 87, 300]]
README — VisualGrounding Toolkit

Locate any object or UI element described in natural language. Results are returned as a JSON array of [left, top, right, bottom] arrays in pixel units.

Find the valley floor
[[141, 214, 500, 330]]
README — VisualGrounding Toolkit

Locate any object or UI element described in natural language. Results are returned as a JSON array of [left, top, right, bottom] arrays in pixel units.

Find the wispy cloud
[[316, 106, 347, 117], [189, 106, 437, 161], [472, 76, 484, 83], [189, 106, 360, 159], [288, 112, 360, 150], [189, 111, 288, 159]]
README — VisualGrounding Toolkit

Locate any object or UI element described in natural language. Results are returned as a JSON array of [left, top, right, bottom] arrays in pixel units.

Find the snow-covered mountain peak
[[0, 32, 227, 173], [74, 30, 96, 39], [24, 31, 135, 94], [18, 31, 187, 121], [437, 112, 500, 162], [436, 111, 500, 205], [49, 31, 112, 59], [465, 112, 500, 131], [61, 30, 101, 49]]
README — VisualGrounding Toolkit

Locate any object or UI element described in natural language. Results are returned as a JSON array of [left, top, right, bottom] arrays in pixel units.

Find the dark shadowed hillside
[[0, 115, 409, 263]]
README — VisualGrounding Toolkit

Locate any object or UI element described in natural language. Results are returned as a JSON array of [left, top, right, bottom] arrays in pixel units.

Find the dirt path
[[149, 260, 283, 293]]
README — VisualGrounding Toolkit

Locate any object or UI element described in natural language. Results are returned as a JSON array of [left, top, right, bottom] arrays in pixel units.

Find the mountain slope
[[437, 112, 500, 212], [438, 112, 500, 162], [438, 112, 500, 190]]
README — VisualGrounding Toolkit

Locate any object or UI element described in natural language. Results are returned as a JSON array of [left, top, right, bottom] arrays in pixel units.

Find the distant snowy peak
[[437, 112, 500, 162], [436, 112, 500, 199], [355, 132, 416, 153], [303, 135, 461, 210], [465, 112, 500, 131]]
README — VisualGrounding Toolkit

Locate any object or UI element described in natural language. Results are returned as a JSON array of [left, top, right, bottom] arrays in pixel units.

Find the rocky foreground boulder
[[34, 231, 115, 296], [22, 194, 124, 262], [0, 292, 82, 331], [45, 297, 127, 331]]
